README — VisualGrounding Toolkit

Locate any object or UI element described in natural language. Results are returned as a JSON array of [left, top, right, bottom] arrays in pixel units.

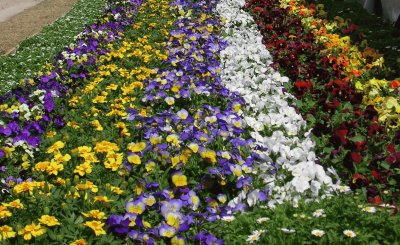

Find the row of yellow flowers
[[0, 0, 175, 243], [280, 0, 400, 129]]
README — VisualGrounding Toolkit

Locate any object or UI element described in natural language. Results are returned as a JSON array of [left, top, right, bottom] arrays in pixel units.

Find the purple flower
[[161, 199, 183, 217]]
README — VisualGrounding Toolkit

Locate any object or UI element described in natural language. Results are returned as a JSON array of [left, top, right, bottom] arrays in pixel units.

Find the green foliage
[[204, 194, 400, 244]]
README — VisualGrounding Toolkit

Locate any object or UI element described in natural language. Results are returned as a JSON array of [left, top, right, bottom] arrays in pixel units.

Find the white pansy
[[217, 0, 339, 206]]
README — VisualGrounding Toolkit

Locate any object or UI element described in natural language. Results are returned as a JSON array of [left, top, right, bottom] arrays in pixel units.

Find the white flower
[[361, 206, 377, 213], [312, 209, 325, 218], [253, 229, 266, 235], [256, 217, 270, 224], [337, 185, 351, 193], [220, 215, 235, 222], [217, 0, 338, 206], [311, 229, 325, 237], [246, 233, 260, 243], [280, 228, 296, 234], [343, 230, 356, 238]]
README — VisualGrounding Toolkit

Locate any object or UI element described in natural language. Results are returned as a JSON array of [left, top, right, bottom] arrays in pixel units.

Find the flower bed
[[0, 0, 399, 244], [245, 0, 400, 204]]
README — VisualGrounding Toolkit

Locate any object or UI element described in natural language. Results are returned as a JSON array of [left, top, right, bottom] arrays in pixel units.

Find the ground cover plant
[[0, 0, 399, 244], [0, 0, 106, 95]]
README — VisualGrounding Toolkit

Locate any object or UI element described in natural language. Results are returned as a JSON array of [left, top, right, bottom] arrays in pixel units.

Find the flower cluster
[[217, 0, 338, 207], [245, 0, 400, 204]]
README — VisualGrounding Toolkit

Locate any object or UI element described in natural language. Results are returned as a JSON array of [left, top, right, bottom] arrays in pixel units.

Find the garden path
[[0, 0, 77, 55]]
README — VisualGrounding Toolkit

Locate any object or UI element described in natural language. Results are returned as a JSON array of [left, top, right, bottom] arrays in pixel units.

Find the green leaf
[[349, 135, 365, 142], [75, 215, 84, 224]]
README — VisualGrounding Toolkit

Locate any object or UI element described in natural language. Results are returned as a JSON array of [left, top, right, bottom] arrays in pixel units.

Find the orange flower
[[390, 80, 400, 89]]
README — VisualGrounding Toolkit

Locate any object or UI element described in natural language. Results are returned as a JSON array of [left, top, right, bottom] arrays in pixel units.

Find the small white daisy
[[311, 229, 325, 237], [256, 217, 270, 224], [312, 209, 325, 218], [246, 233, 260, 243], [343, 230, 356, 238], [338, 185, 351, 193], [253, 229, 266, 235], [361, 206, 377, 213], [281, 228, 296, 234], [220, 215, 235, 222]]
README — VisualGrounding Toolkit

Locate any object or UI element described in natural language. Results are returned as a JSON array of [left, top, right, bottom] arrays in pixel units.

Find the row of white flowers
[[216, 0, 341, 207]]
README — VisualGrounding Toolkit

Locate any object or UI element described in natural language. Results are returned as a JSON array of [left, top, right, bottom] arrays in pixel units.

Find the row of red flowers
[[245, 0, 399, 206]]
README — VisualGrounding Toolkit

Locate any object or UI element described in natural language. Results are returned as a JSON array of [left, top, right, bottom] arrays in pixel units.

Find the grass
[[0, 0, 106, 96], [204, 193, 400, 244]]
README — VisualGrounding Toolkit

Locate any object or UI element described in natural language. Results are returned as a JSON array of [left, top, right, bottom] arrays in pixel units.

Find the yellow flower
[[38, 215, 60, 226], [0, 225, 16, 241], [127, 154, 141, 165], [188, 143, 199, 153], [149, 135, 162, 145], [171, 236, 185, 245], [70, 239, 88, 245], [55, 177, 66, 186], [0, 205, 12, 219], [145, 161, 156, 172], [13, 181, 35, 195], [46, 161, 64, 175], [171, 155, 181, 168], [3, 199, 24, 209], [126, 201, 145, 214], [77, 146, 92, 155], [18, 223, 46, 240], [166, 134, 180, 146], [110, 185, 124, 195], [82, 210, 106, 220], [2, 146, 15, 158], [46, 131, 57, 138], [94, 196, 114, 203], [172, 173, 187, 187], [47, 141, 65, 154], [91, 120, 104, 131], [94, 141, 119, 153], [200, 149, 217, 164], [76, 181, 98, 193], [53, 153, 71, 163], [128, 142, 147, 152], [34, 161, 49, 172], [84, 221, 106, 236], [104, 152, 123, 171], [92, 95, 107, 104]]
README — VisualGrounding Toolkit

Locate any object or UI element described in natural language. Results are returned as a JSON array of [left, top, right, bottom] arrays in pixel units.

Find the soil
[[0, 0, 78, 55]]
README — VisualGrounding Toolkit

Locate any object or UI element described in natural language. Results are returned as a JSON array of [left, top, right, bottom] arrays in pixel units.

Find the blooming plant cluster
[[245, 0, 400, 205], [216, 0, 338, 208], [0, 0, 147, 179], [1, 0, 399, 243], [0, 0, 281, 243]]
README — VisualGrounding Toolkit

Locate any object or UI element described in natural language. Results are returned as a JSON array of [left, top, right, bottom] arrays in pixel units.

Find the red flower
[[367, 123, 381, 138], [294, 80, 312, 89], [334, 128, 348, 145], [369, 196, 382, 205], [386, 144, 396, 154], [371, 170, 382, 181], [350, 152, 362, 164], [253, 7, 264, 15], [325, 98, 340, 110], [385, 152, 400, 165], [354, 141, 366, 152], [342, 23, 359, 34]]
